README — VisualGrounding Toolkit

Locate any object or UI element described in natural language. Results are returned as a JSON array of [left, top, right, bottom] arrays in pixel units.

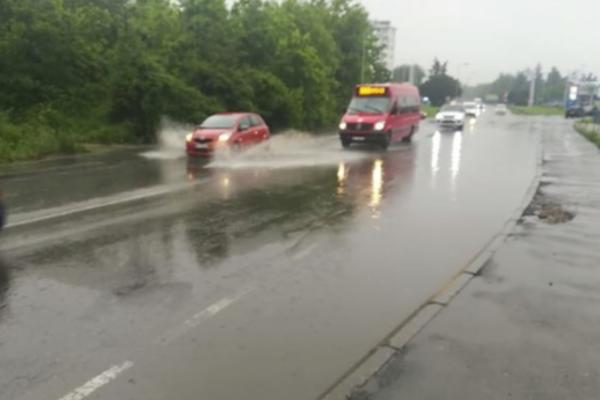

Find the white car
[[435, 105, 466, 129], [495, 104, 508, 115], [463, 102, 480, 117]]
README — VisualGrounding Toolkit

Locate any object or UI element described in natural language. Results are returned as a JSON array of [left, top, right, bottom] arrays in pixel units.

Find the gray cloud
[[361, 0, 596, 83]]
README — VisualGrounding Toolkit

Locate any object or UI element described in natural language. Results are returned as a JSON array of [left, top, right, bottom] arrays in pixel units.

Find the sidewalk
[[350, 123, 600, 400]]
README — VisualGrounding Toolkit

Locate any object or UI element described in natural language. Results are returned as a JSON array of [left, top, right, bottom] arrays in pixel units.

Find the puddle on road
[[139, 122, 371, 169], [208, 130, 369, 170]]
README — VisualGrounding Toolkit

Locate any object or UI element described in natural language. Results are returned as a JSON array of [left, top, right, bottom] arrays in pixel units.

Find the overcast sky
[[360, 0, 597, 84]]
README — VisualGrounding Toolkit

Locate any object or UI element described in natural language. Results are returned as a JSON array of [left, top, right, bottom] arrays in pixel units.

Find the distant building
[[370, 20, 396, 71]]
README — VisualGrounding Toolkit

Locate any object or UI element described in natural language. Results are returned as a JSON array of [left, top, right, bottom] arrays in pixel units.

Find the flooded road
[[0, 113, 541, 400]]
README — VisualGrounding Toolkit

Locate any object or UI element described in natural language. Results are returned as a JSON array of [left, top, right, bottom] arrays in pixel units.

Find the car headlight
[[218, 132, 232, 143], [339, 122, 347, 130], [374, 121, 385, 131], [186, 133, 193, 142]]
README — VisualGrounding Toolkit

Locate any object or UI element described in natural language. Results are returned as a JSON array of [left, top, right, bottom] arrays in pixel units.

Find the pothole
[[523, 190, 575, 224]]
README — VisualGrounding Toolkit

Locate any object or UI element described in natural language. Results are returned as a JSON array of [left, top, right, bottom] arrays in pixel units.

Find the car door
[[250, 114, 268, 143], [237, 115, 253, 147]]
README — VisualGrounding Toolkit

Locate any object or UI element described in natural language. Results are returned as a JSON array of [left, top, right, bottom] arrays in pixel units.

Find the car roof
[[213, 112, 254, 117]]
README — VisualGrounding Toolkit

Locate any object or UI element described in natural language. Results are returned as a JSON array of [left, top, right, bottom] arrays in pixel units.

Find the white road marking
[[6, 178, 209, 229], [57, 361, 134, 400], [157, 286, 255, 345]]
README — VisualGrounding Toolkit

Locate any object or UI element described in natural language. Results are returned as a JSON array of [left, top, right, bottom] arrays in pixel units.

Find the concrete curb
[[322, 347, 396, 400], [317, 133, 544, 400]]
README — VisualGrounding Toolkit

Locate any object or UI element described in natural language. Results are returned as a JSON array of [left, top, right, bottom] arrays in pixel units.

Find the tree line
[[466, 65, 582, 106], [0, 0, 387, 162], [392, 59, 461, 107]]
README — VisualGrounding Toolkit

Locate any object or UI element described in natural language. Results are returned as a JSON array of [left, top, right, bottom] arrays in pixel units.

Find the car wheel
[[341, 139, 351, 149], [458, 124, 464, 130]]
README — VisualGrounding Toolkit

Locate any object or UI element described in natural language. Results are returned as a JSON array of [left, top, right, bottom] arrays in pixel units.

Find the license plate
[[195, 143, 209, 149], [352, 136, 365, 141]]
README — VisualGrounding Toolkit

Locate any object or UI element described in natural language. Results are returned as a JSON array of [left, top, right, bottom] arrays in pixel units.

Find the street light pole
[[360, 35, 366, 83]]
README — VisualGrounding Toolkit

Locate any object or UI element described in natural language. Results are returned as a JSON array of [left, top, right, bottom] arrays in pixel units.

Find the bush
[[574, 121, 600, 149], [509, 106, 563, 116]]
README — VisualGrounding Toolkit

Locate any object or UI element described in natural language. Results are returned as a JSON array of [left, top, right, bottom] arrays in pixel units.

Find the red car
[[338, 83, 422, 149], [186, 112, 270, 157]]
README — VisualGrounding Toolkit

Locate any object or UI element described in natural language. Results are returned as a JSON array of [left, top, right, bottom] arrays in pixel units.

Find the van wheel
[[380, 133, 391, 150], [402, 127, 415, 142]]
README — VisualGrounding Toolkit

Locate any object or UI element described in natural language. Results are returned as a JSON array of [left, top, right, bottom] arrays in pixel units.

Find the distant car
[[186, 112, 270, 157], [495, 104, 508, 115], [463, 102, 480, 117], [435, 105, 466, 129]]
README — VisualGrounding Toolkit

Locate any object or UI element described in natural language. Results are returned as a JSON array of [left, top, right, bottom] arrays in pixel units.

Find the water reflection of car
[[186, 113, 270, 157], [435, 105, 466, 130], [337, 149, 416, 215], [338, 83, 422, 150]]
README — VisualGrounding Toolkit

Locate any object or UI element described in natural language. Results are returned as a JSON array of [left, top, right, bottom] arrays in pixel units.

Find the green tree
[[429, 58, 448, 77], [0, 0, 386, 162], [508, 72, 530, 106], [543, 67, 566, 103], [419, 59, 460, 106]]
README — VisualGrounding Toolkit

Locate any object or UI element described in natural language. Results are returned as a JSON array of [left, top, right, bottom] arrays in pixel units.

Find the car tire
[[458, 124, 464, 130], [341, 139, 351, 149]]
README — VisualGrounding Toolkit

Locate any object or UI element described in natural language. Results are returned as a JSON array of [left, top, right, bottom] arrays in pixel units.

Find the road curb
[[317, 132, 544, 400], [388, 304, 444, 350], [322, 347, 396, 400]]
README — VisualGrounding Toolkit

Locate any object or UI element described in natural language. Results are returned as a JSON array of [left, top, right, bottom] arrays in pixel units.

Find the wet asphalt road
[[0, 113, 540, 400]]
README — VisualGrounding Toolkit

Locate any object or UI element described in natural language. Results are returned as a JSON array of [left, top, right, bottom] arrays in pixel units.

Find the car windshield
[[463, 103, 476, 108], [200, 115, 238, 129], [442, 105, 465, 112], [347, 97, 390, 114]]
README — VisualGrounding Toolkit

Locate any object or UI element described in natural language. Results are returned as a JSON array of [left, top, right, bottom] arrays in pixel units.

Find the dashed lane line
[[56, 361, 134, 400]]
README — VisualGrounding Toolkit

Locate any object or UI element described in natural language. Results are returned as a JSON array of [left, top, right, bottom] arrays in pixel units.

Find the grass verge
[[0, 110, 134, 165], [509, 105, 564, 116], [574, 120, 600, 148], [422, 105, 439, 118]]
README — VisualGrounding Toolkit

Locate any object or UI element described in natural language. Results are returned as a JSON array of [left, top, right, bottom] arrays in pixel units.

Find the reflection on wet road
[[0, 114, 545, 400]]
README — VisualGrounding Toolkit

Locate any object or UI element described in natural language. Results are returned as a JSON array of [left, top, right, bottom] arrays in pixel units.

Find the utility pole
[[360, 36, 366, 83], [527, 68, 536, 107]]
